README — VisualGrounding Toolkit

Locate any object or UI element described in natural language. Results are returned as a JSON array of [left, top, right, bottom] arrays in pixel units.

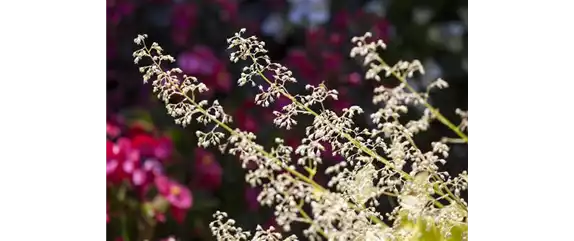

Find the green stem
[[376, 57, 468, 142]]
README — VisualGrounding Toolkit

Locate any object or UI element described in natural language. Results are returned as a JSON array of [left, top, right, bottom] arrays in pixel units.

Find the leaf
[[121, 108, 154, 122]]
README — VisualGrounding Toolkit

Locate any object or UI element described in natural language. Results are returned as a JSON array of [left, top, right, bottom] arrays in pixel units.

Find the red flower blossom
[[155, 175, 193, 209], [305, 28, 326, 50], [107, 121, 121, 138], [131, 133, 156, 157], [107, 138, 140, 184], [285, 49, 319, 84], [170, 207, 187, 224], [321, 51, 343, 74], [178, 46, 232, 93], [154, 136, 173, 160]]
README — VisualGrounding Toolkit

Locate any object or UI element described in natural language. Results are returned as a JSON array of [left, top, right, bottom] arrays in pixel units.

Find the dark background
[[107, 0, 467, 240]]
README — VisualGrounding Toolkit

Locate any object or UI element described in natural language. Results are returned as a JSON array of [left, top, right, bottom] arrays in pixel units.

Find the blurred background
[[106, 0, 467, 240]]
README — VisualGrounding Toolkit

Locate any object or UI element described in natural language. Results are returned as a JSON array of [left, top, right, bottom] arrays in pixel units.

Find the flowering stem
[[255, 65, 468, 212], [375, 57, 468, 142], [143, 43, 390, 230], [392, 116, 467, 211], [253, 66, 412, 179], [294, 199, 328, 239]]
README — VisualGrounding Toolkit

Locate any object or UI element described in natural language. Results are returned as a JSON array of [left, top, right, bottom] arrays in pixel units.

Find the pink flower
[[160, 236, 177, 241], [107, 138, 140, 184], [154, 136, 173, 161], [106, 121, 121, 138], [348, 72, 362, 85], [178, 46, 232, 93], [155, 175, 193, 209], [129, 129, 173, 161], [193, 148, 222, 191], [131, 133, 156, 157], [321, 51, 343, 74]]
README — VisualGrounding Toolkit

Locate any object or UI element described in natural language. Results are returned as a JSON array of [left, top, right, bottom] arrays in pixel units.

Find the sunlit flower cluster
[[133, 28, 468, 241]]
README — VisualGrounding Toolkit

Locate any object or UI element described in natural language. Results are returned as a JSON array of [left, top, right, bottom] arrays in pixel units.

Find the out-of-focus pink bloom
[[348, 72, 362, 85], [155, 175, 193, 209], [178, 46, 231, 93], [172, 3, 197, 29], [127, 123, 148, 137], [131, 133, 156, 157], [305, 28, 326, 49], [160, 236, 177, 241], [170, 3, 198, 46], [170, 207, 187, 224], [107, 138, 140, 184], [107, 122, 121, 138], [194, 148, 223, 191], [372, 18, 391, 43], [154, 136, 173, 161], [329, 32, 344, 47], [285, 49, 318, 84], [129, 129, 173, 161], [107, 0, 135, 26], [321, 51, 343, 74]]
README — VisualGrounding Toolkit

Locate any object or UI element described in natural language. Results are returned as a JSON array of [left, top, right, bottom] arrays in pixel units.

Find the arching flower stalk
[[133, 28, 468, 241]]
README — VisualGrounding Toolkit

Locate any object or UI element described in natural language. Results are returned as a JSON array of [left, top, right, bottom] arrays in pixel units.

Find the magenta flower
[[155, 175, 193, 209], [348, 72, 362, 85], [107, 138, 140, 184]]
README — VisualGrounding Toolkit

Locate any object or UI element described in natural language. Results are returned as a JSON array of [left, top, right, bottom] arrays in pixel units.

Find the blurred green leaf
[[395, 212, 467, 241], [120, 108, 155, 131]]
